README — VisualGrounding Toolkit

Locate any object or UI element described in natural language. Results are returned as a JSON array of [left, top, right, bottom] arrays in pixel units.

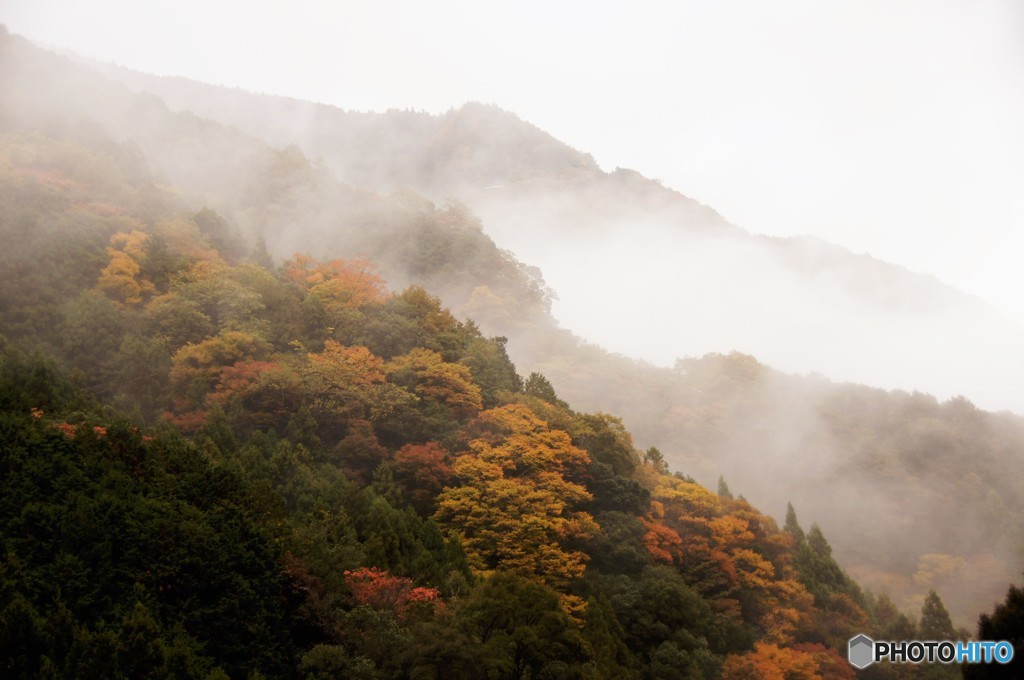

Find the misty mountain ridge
[[3, 27, 1022, 629], [75, 51, 1024, 416]]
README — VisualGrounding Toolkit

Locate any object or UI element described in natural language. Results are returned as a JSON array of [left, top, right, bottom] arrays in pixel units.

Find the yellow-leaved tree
[[435, 404, 597, 596], [302, 340, 389, 428], [96, 230, 154, 306]]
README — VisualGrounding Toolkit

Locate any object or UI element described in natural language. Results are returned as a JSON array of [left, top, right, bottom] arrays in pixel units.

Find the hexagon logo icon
[[848, 634, 875, 669]]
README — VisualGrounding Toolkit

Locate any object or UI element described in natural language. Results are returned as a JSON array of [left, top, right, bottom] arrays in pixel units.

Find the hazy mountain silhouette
[[84, 56, 1024, 416]]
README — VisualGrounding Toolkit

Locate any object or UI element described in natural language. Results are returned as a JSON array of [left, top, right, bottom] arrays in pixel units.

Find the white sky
[[3, 0, 1024, 322]]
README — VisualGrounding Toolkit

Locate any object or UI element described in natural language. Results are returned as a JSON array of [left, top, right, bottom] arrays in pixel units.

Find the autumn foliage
[[96, 230, 155, 306], [283, 254, 388, 312], [435, 404, 596, 592], [720, 641, 855, 680], [343, 567, 443, 622], [0, 57, 952, 678], [392, 442, 455, 511]]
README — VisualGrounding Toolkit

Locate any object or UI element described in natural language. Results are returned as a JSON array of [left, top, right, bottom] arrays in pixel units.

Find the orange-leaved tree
[[651, 474, 815, 644], [392, 442, 455, 512], [283, 254, 388, 313], [720, 641, 854, 680], [343, 566, 443, 623]]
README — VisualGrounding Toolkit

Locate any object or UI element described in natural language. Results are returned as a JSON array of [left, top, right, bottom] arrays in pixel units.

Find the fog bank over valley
[[470, 184, 1024, 416]]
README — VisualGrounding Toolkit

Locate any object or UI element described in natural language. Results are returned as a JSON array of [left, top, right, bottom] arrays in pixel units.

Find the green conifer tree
[[784, 502, 805, 543], [919, 590, 956, 640]]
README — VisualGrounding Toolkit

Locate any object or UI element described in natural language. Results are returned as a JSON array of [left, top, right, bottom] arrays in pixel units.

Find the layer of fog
[[93, 60, 1024, 416], [467, 184, 1024, 416], [708, 379, 1019, 626], [86, 60, 1024, 417], [10, 0, 1024, 336]]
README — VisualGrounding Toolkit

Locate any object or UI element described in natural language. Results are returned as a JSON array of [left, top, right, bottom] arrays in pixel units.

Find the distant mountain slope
[[80, 59, 602, 194], [7, 29, 1022, 625], [83, 54, 1024, 417]]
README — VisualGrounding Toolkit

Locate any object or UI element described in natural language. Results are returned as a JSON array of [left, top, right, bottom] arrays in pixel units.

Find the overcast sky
[[4, 0, 1023, 322]]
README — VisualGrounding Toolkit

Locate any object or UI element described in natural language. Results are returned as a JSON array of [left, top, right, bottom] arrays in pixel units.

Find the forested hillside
[[0, 25, 1021, 677], [0, 111, 898, 678], [73, 40, 1024, 624]]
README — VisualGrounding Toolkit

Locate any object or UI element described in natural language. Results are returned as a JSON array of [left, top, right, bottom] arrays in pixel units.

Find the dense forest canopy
[[0, 26, 1021, 678]]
